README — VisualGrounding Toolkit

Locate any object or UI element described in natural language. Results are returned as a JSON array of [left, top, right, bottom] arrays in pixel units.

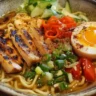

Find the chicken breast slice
[[19, 29, 39, 56], [11, 31, 40, 66], [8, 23, 40, 66], [29, 27, 49, 56], [0, 50, 22, 73], [27, 20, 49, 55], [0, 37, 23, 65]]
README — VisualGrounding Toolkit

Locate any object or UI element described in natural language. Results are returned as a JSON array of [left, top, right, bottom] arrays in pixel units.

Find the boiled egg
[[71, 22, 96, 59]]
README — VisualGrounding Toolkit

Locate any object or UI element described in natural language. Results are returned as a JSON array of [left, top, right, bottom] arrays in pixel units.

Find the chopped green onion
[[35, 66, 43, 75], [67, 73, 73, 83], [59, 54, 67, 59], [56, 70, 63, 77], [47, 61, 54, 69], [40, 64, 50, 71], [47, 80, 54, 86], [59, 82, 68, 91], [55, 60, 65, 69], [45, 72, 53, 80], [54, 75, 66, 83], [37, 78, 44, 87], [66, 51, 77, 63]]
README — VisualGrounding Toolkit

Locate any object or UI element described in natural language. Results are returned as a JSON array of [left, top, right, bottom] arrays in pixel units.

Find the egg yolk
[[77, 27, 96, 46]]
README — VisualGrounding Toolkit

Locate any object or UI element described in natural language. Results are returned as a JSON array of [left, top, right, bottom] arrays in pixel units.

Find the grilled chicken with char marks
[[0, 37, 23, 65], [8, 23, 40, 66], [0, 13, 55, 73], [28, 19, 49, 55], [14, 13, 54, 55], [28, 19, 55, 55], [20, 29, 39, 55], [14, 14, 39, 55], [0, 38, 22, 73]]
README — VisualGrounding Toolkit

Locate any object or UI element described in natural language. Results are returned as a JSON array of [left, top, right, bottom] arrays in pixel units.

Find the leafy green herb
[[66, 51, 77, 63], [47, 80, 54, 86], [24, 71, 36, 79], [59, 82, 68, 91], [52, 43, 71, 59], [59, 54, 67, 60], [37, 78, 44, 87]]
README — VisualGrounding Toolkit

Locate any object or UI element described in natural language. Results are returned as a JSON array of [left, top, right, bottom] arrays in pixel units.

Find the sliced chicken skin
[[8, 24, 40, 66]]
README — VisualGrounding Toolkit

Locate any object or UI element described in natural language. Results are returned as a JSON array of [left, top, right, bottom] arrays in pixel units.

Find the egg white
[[71, 22, 96, 59]]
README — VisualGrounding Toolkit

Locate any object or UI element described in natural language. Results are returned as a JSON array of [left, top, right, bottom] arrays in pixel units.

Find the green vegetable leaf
[[59, 82, 68, 91], [66, 51, 78, 63], [47, 80, 54, 86], [40, 64, 50, 71], [24, 71, 36, 79], [55, 60, 66, 69]]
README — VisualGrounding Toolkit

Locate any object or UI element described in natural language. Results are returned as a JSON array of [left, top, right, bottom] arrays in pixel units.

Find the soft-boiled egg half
[[71, 22, 96, 59]]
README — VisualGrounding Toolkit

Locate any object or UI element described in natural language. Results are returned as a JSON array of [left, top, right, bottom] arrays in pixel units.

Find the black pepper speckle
[[11, 30, 17, 36]]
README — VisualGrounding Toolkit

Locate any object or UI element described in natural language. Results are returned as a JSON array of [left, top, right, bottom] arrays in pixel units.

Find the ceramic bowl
[[0, 0, 96, 96]]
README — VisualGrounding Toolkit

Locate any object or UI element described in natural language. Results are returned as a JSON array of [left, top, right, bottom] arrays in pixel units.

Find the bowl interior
[[0, 0, 96, 96]]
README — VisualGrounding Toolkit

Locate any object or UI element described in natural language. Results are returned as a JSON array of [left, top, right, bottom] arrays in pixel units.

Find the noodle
[[78, 76, 85, 86], [20, 63, 27, 75], [34, 88, 49, 95], [39, 85, 48, 91], [0, 69, 5, 80], [0, 64, 90, 95], [14, 81, 36, 94], [69, 80, 79, 88], [51, 87, 55, 95], [12, 75, 38, 88], [1, 78, 13, 83]]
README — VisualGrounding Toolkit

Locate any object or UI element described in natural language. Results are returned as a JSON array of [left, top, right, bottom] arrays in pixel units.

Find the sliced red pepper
[[66, 23, 77, 29], [47, 16, 61, 25], [60, 16, 76, 24], [57, 29, 72, 38], [45, 30, 59, 39], [42, 16, 77, 39], [80, 58, 96, 82], [61, 31, 72, 38]]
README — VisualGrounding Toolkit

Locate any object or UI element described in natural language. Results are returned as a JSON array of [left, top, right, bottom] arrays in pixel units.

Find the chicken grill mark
[[22, 30, 32, 40], [15, 35, 28, 48], [0, 13, 55, 73]]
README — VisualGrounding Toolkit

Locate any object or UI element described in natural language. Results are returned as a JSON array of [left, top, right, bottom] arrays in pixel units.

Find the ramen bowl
[[0, 0, 96, 96]]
